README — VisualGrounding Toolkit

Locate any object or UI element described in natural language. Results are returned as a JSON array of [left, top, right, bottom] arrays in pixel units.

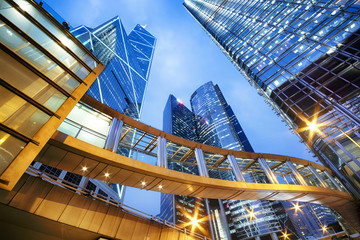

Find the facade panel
[[183, 0, 360, 200], [161, 82, 340, 239], [0, 0, 103, 190], [72, 20, 156, 120]]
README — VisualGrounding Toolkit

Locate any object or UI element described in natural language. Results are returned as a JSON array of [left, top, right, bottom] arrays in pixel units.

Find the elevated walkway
[[29, 96, 360, 234], [0, 170, 207, 240]]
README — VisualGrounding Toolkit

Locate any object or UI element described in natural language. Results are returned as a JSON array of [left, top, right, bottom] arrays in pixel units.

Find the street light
[[290, 202, 303, 214], [246, 208, 257, 222], [307, 121, 319, 132], [190, 217, 199, 227], [306, 120, 360, 150], [321, 225, 329, 235], [281, 229, 292, 240]]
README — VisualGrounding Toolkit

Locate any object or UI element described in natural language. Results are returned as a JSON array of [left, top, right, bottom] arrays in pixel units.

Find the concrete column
[[258, 158, 279, 184], [307, 165, 328, 188], [323, 170, 343, 191], [286, 161, 307, 186], [157, 136, 167, 168], [228, 155, 245, 182], [194, 148, 209, 177]]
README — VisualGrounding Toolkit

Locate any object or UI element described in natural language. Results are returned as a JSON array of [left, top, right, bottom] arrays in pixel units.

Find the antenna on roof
[[140, 24, 147, 28]]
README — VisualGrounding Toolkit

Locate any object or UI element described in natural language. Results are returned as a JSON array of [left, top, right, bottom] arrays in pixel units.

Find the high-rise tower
[[161, 82, 340, 239], [184, 0, 360, 199], [160, 94, 211, 237], [72, 18, 156, 120], [190, 81, 285, 239], [31, 12, 155, 201]]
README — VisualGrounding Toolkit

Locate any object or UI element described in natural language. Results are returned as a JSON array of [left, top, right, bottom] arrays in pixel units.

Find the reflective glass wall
[[72, 19, 156, 120], [0, 0, 101, 189], [184, 0, 360, 199]]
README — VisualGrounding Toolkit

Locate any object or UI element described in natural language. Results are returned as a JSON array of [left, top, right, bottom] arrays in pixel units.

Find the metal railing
[[26, 166, 210, 240]]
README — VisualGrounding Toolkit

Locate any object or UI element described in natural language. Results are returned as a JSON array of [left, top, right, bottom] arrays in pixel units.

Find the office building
[[46, 17, 155, 200], [160, 94, 211, 237], [161, 84, 280, 239], [71, 17, 156, 120], [183, 0, 360, 200], [161, 82, 340, 239]]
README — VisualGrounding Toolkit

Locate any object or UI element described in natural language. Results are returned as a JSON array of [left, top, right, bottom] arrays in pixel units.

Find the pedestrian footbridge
[[31, 98, 359, 233]]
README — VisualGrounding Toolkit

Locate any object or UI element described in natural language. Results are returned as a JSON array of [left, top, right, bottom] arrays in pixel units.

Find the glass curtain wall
[[183, 0, 360, 199]]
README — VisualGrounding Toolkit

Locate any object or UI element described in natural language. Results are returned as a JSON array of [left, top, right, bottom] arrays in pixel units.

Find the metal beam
[[258, 158, 279, 184], [228, 155, 245, 182], [286, 161, 308, 186], [308, 165, 328, 189], [195, 148, 209, 177], [157, 136, 167, 168]]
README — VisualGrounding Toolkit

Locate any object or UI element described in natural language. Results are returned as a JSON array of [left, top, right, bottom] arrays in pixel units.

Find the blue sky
[[45, 0, 317, 215]]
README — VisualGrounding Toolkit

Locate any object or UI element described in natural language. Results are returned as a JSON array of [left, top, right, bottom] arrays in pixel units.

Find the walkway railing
[[26, 166, 209, 240], [34, 96, 359, 232]]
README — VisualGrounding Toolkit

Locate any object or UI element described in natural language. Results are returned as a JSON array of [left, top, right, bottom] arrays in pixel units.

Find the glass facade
[[0, 0, 100, 183], [160, 94, 211, 237], [191, 82, 287, 239], [183, 0, 360, 201], [55, 17, 155, 201], [161, 82, 340, 239], [72, 18, 156, 120]]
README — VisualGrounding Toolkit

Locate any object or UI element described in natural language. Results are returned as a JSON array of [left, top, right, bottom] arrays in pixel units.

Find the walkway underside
[[35, 131, 360, 232], [0, 174, 200, 240]]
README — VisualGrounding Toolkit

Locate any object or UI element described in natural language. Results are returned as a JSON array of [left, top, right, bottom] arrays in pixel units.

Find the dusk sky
[[45, 0, 317, 215]]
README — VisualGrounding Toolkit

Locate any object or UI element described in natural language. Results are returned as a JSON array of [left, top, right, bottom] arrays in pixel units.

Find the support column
[[194, 148, 209, 177], [228, 155, 245, 182], [194, 148, 216, 240], [112, 120, 123, 152], [286, 161, 307, 186], [57, 170, 67, 183], [157, 136, 167, 168], [307, 165, 328, 188], [271, 232, 279, 240], [258, 158, 279, 184], [204, 199, 216, 240], [104, 117, 117, 150], [104, 118, 123, 152], [323, 170, 343, 191]]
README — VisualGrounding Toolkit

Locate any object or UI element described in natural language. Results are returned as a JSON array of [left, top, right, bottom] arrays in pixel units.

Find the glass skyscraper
[[161, 82, 339, 239], [29, 8, 156, 202], [72, 17, 156, 119], [161, 94, 211, 237], [191, 82, 284, 240], [183, 0, 360, 200]]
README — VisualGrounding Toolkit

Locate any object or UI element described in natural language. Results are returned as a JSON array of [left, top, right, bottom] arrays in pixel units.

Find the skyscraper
[[29, 7, 156, 201], [72, 17, 156, 120], [190, 81, 285, 240], [183, 0, 360, 200], [162, 82, 340, 239], [161, 94, 211, 237]]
